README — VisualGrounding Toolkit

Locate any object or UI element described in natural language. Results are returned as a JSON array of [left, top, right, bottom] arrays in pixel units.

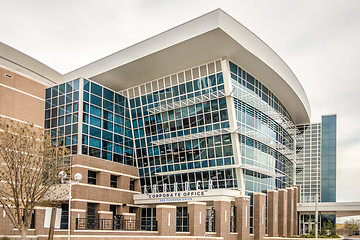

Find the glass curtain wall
[[45, 78, 136, 167], [121, 60, 238, 194]]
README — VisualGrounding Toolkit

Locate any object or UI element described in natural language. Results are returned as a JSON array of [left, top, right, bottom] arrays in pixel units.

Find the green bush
[[1, 237, 11, 240], [299, 234, 315, 238]]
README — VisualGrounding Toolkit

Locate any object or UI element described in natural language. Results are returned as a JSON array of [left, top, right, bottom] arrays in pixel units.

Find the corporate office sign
[[148, 190, 205, 199], [134, 187, 240, 204], [145, 180, 207, 202], [134, 180, 241, 204]]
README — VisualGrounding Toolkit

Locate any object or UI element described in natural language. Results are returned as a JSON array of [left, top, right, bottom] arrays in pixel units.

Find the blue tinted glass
[[73, 79, 79, 91], [114, 144, 123, 154], [84, 79, 90, 91], [217, 73, 223, 84], [179, 84, 186, 95], [103, 110, 113, 121], [82, 124, 88, 134], [58, 117, 64, 126], [52, 86, 58, 97], [90, 105, 101, 117], [83, 103, 89, 113], [91, 83, 102, 97], [66, 93, 72, 103], [66, 104, 72, 114], [103, 88, 113, 101], [229, 61, 237, 74], [73, 91, 79, 101], [59, 84, 66, 95], [89, 137, 101, 148], [66, 81, 72, 92], [45, 88, 51, 99], [103, 100, 113, 111], [114, 94, 124, 105], [59, 95, 65, 105], [200, 77, 208, 89], [65, 115, 72, 124], [90, 116, 101, 128], [209, 75, 216, 86], [90, 126, 101, 137], [91, 95, 102, 107]]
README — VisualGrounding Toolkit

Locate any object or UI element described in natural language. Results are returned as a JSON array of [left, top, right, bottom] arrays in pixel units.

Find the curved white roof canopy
[[64, 9, 310, 124]]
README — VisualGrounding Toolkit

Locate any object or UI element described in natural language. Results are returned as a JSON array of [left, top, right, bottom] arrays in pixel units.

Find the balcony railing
[[76, 218, 157, 231]]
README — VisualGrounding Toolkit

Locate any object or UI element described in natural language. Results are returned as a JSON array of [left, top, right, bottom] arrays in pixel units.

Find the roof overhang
[[64, 9, 310, 124]]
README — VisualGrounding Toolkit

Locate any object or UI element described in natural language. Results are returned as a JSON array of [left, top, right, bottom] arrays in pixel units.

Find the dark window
[[110, 175, 118, 188], [130, 178, 135, 191], [176, 207, 188, 232], [22, 209, 35, 229], [60, 203, 69, 229], [110, 205, 117, 217], [88, 171, 97, 185]]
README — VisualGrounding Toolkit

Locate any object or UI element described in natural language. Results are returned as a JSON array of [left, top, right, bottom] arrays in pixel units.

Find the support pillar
[[295, 185, 301, 235], [235, 195, 250, 240], [286, 187, 295, 236], [156, 205, 176, 236], [253, 193, 266, 240], [293, 186, 300, 235], [278, 189, 287, 237], [188, 202, 206, 236], [267, 190, 279, 237], [213, 200, 231, 239]]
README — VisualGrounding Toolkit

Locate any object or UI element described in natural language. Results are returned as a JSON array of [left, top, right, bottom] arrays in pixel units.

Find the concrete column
[[119, 175, 130, 190], [253, 193, 266, 240], [188, 202, 206, 236], [296, 185, 301, 203], [213, 200, 231, 239], [122, 213, 136, 230], [235, 195, 250, 240], [34, 208, 47, 235], [156, 205, 176, 236], [286, 187, 295, 236], [98, 171, 110, 187], [122, 213, 136, 221], [97, 203, 112, 219], [278, 189, 287, 237], [267, 190, 279, 237], [294, 186, 300, 235]]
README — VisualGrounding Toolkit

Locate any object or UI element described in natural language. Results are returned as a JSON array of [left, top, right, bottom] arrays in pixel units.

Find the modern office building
[[296, 115, 337, 234], [0, 9, 338, 240]]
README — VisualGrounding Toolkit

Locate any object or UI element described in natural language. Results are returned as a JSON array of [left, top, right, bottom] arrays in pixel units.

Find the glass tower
[[296, 114, 336, 203], [296, 123, 322, 203], [321, 115, 336, 202], [296, 115, 337, 235]]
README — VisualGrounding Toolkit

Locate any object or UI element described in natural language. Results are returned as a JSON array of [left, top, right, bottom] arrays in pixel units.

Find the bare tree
[[0, 120, 69, 240], [344, 219, 360, 235]]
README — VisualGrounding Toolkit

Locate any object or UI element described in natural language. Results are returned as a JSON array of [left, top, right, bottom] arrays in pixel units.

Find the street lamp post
[[59, 171, 82, 240], [315, 193, 319, 238]]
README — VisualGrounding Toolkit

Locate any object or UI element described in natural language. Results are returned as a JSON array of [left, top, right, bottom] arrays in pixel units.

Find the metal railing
[[76, 218, 157, 231]]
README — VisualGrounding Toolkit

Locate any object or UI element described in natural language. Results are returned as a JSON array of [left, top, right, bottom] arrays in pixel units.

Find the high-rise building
[[0, 9, 337, 239], [296, 115, 337, 234]]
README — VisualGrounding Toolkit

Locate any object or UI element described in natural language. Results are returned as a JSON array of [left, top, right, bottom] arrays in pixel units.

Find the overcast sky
[[1, 0, 360, 204]]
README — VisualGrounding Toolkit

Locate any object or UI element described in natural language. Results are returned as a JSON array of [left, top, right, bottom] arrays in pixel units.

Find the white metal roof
[[64, 9, 311, 124]]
